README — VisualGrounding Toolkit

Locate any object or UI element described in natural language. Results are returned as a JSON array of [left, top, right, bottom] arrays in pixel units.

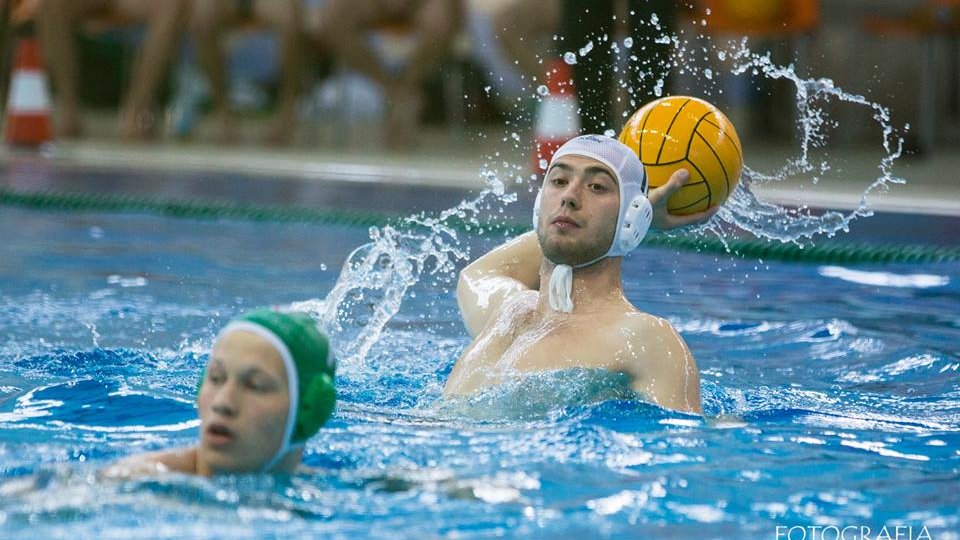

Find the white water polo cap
[[210, 309, 336, 473], [533, 134, 653, 312]]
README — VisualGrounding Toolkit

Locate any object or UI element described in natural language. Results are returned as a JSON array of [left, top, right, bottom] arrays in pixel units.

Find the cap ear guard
[[293, 372, 336, 443], [617, 194, 653, 254]]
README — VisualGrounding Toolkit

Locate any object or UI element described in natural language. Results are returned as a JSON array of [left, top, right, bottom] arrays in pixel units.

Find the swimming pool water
[[1, 207, 958, 539]]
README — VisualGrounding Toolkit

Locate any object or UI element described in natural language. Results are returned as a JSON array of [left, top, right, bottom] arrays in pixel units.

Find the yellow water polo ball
[[619, 96, 743, 215]]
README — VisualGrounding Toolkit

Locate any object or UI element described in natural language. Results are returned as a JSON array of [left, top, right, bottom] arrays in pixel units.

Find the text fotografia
[[775, 525, 933, 540]]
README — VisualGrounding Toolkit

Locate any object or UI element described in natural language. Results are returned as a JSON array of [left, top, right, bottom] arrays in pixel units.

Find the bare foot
[[118, 107, 158, 142]]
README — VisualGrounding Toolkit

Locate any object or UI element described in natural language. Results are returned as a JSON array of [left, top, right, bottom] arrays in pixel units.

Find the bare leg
[[320, 0, 392, 87], [491, 0, 560, 79], [36, 0, 112, 138], [256, 0, 303, 146], [401, 0, 459, 88], [386, 0, 460, 147], [190, 0, 239, 144], [117, 0, 190, 139]]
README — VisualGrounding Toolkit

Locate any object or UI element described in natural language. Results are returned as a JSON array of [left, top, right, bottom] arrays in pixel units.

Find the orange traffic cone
[[5, 34, 53, 148], [531, 59, 580, 173]]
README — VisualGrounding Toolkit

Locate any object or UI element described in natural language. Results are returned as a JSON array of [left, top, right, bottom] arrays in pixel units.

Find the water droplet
[[536, 85, 549, 96], [579, 40, 594, 56], [704, 68, 713, 80], [623, 37, 633, 49], [563, 52, 577, 65], [538, 159, 548, 170], [603, 129, 616, 137], [511, 132, 520, 142], [653, 79, 664, 97]]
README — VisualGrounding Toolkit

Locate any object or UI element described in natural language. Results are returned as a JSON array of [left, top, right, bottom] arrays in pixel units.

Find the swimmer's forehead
[[547, 155, 619, 185], [210, 331, 285, 378]]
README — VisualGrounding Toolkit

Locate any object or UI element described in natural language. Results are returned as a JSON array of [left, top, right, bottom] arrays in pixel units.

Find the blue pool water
[[1, 206, 958, 539]]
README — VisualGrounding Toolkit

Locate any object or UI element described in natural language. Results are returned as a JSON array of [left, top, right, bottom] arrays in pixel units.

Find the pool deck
[[1, 125, 958, 245]]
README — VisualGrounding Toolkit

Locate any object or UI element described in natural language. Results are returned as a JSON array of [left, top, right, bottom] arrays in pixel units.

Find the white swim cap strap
[[548, 264, 574, 313]]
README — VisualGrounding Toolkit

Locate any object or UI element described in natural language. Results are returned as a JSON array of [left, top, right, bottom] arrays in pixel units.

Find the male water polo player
[[445, 135, 715, 414], [106, 309, 336, 476]]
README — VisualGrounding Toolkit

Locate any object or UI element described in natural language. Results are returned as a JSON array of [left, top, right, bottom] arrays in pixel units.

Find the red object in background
[[5, 35, 53, 148], [694, 0, 820, 37], [532, 59, 580, 174]]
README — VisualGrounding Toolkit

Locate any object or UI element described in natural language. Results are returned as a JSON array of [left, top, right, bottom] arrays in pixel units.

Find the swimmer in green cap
[[107, 309, 336, 477]]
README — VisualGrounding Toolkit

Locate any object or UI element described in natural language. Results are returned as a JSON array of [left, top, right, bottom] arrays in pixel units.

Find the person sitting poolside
[[105, 309, 336, 477], [445, 135, 716, 414]]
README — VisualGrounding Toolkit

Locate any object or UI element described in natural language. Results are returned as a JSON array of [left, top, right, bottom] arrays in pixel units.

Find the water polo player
[[107, 309, 336, 477], [445, 135, 714, 414]]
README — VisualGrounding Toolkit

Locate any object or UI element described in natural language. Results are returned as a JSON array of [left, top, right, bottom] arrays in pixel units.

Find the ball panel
[[690, 130, 731, 203], [695, 118, 744, 202], [700, 117, 744, 168], [641, 100, 686, 163], [656, 98, 694, 164], [646, 159, 712, 215], [670, 193, 710, 214], [696, 117, 743, 167], [677, 157, 713, 213], [618, 101, 651, 152]]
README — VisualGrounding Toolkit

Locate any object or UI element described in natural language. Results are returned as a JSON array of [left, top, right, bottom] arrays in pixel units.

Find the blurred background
[[0, 0, 957, 219]]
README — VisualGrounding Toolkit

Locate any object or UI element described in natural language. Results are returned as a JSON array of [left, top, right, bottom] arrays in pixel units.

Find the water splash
[[550, 20, 906, 245], [289, 173, 516, 371], [705, 40, 906, 243], [294, 20, 908, 369]]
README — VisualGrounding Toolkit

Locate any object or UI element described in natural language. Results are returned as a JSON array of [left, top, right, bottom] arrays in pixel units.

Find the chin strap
[[547, 251, 611, 313], [548, 264, 574, 313]]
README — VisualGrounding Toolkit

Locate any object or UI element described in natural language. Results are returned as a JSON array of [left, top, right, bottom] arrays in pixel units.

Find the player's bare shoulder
[[617, 310, 698, 373], [620, 310, 683, 340]]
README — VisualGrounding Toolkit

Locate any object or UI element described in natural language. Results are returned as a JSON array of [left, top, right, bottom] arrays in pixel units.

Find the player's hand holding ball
[[619, 96, 743, 231]]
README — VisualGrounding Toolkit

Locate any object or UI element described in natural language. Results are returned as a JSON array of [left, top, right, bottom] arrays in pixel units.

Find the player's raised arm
[[457, 231, 542, 337]]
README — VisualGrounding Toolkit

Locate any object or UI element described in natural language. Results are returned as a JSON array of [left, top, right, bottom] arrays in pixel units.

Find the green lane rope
[[3, 186, 958, 265]]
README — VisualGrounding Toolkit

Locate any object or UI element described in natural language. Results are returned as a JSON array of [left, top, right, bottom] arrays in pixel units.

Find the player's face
[[538, 155, 620, 266], [197, 331, 291, 474]]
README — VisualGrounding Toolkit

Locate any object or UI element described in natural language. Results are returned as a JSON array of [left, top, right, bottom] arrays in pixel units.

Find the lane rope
[[3, 187, 958, 264]]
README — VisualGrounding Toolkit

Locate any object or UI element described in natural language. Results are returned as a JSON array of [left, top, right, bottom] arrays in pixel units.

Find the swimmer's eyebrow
[[584, 166, 617, 185], [206, 358, 278, 382], [547, 161, 618, 185]]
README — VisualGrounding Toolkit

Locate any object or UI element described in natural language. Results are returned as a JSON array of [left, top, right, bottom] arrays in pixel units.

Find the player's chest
[[476, 314, 620, 373]]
